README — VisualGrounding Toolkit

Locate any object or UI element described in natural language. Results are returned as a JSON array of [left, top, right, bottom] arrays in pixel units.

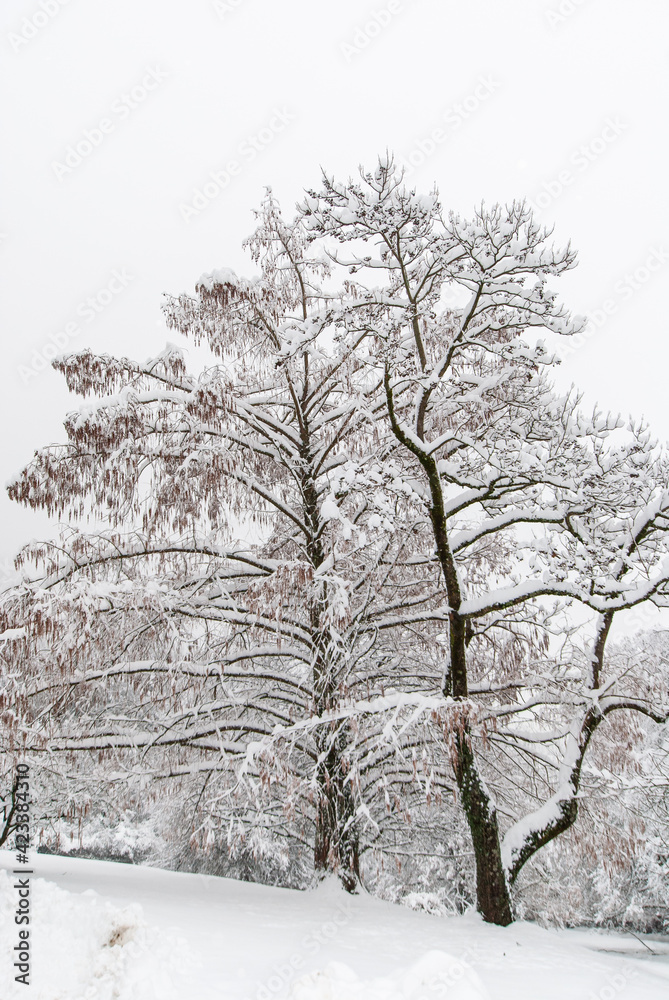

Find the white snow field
[[1, 851, 668, 1000]]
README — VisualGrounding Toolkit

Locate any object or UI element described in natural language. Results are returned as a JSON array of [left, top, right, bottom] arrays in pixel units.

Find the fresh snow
[[0, 863, 191, 1000], [2, 852, 669, 999], [289, 951, 487, 999]]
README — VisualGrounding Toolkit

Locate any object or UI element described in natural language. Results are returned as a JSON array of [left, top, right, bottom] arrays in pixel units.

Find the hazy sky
[[2, 0, 668, 623]]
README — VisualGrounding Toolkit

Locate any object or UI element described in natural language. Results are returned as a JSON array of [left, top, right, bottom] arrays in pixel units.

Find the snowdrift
[[1, 852, 668, 1000], [0, 868, 190, 1000]]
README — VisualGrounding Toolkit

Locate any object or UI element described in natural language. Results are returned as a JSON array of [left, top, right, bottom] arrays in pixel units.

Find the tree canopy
[[2, 158, 668, 924]]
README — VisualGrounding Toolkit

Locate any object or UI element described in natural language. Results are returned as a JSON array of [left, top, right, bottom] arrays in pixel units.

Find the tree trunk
[[301, 457, 360, 890], [454, 731, 513, 925], [313, 721, 360, 892]]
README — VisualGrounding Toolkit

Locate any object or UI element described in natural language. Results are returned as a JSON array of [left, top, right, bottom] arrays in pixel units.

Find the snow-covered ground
[[1, 851, 668, 1000]]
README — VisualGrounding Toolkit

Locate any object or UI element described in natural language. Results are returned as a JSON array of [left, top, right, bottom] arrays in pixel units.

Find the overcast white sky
[[2, 0, 668, 632]]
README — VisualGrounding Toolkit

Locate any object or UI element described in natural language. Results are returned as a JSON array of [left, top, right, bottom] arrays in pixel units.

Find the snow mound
[[289, 950, 489, 999], [0, 870, 192, 1000]]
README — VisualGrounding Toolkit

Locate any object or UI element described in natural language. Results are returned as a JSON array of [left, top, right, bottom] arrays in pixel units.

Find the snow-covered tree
[[512, 630, 669, 930], [5, 159, 669, 925], [298, 157, 669, 923], [3, 193, 450, 890]]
